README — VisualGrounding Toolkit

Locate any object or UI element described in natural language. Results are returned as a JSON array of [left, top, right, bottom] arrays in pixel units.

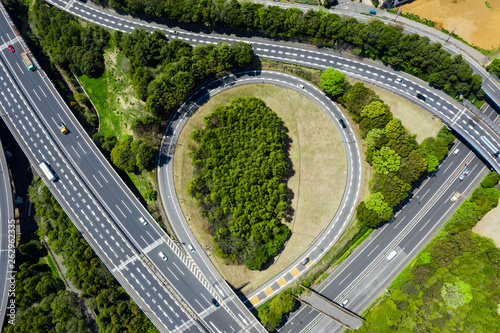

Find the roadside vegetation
[[188, 97, 291, 270], [319, 68, 455, 229], [90, 0, 484, 104], [358, 172, 500, 332], [488, 58, 500, 79]]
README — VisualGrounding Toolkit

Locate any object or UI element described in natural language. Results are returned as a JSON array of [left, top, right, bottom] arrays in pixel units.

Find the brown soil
[[402, 0, 500, 50], [473, 203, 500, 248]]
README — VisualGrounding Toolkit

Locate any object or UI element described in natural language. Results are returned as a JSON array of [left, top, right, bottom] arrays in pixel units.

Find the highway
[[5, 0, 499, 332], [0, 4, 263, 333], [157, 70, 362, 308], [0, 135, 14, 329]]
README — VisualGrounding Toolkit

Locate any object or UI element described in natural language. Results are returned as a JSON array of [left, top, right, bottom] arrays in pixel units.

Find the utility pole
[[394, 8, 402, 22], [446, 28, 457, 42]]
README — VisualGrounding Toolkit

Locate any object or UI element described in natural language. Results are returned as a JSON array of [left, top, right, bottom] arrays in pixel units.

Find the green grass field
[[78, 49, 147, 138]]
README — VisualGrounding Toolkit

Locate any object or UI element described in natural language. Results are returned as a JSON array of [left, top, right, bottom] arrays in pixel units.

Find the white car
[[159, 252, 168, 261], [341, 299, 349, 307], [458, 169, 469, 181], [297, 83, 304, 89], [395, 78, 404, 84], [139, 217, 147, 225], [188, 244, 196, 253]]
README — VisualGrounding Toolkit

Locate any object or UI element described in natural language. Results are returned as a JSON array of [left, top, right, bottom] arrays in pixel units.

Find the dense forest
[[188, 97, 291, 270], [7, 179, 159, 332], [358, 172, 500, 332], [90, 0, 483, 103], [32, 0, 109, 78], [318, 68, 456, 228], [3, 239, 91, 332]]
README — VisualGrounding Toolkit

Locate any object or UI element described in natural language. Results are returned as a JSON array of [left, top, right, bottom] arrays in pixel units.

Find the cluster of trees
[[93, 28, 251, 172], [23, 179, 158, 332], [188, 97, 290, 270], [32, 0, 109, 78], [318, 68, 455, 228], [359, 174, 500, 332], [115, 28, 253, 118], [90, 0, 483, 101], [257, 290, 296, 331], [4, 239, 91, 332], [488, 58, 500, 78], [93, 133, 156, 172]]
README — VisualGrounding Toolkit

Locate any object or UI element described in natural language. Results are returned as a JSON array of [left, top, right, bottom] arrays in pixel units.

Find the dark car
[[301, 258, 310, 265], [211, 298, 220, 307], [339, 119, 346, 129], [416, 93, 426, 101], [8, 45, 14, 52]]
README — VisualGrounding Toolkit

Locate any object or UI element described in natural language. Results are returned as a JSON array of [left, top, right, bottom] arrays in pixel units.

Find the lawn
[[173, 83, 347, 292], [44, 254, 60, 278], [78, 49, 147, 138], [347, 78, 444, 144], [78, 47, 157, 204]]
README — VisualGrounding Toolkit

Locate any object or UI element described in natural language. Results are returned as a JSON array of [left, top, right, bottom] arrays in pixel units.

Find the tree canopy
[[188, 97, 291, 270], [319, 67, 348, 97]]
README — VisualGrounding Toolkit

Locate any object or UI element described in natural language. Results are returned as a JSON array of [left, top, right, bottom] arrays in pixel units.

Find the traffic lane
[[455, 111, 500, 167], [71, 1, 151, 33], [0, 51, 140, 265], [291, 159, 485, 333], [316, 146, 468, 299], [399, 157, 484, 251], [122, 259, 195, 331], [149, 245, 217, 314], [202, 303, 246, 333], [0, 48, 196, 333], [0, 141, 12, 329], [0, 48, 158, 249], [252, 46, 458, 117]]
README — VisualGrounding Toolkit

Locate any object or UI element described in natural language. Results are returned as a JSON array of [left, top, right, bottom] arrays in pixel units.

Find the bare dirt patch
[[173, 84, 347, 292], [473, 203, 500, 248], [347, 78, 443, 143], [402, 0, 500, 50]]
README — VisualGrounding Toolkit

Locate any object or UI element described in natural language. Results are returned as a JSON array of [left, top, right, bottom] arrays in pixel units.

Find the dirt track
[[402, 0, 500, 50]]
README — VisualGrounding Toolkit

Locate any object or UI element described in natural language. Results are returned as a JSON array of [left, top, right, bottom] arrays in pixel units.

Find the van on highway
[[139, 217, 147, 226], [386, 250, 398, 261], [451, 192, 461, 202], [341, 299, 349, 307], [453, 148, 459, 155], [188, 244, 196, 253], [159, 252, 168, 261]]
